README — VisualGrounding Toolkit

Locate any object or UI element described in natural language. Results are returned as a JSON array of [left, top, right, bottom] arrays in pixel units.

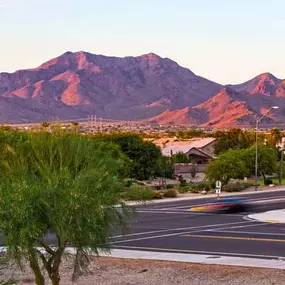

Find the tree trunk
[[28, 249, 45, 285], [262, 173, 266, 185], [48, 248, 64, 285]]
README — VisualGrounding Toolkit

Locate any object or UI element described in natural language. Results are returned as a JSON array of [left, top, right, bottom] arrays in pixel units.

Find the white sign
[[216, 181, 222, 187], [215, 181, 222, 195]]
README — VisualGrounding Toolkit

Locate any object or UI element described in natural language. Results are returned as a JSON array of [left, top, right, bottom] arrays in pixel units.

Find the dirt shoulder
[[2, 257, 285, 285]]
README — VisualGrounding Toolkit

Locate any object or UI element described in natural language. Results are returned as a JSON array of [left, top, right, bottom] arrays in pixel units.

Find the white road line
[[206, 222, 269, 232], [111, 221, 260, 244], [112, 220, 253, 239], [211, 230, 285, 236], [111, 245, 285, 260]]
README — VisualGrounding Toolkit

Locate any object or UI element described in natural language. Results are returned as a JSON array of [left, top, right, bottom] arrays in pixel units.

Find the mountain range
[[0, 51, 284, 127]]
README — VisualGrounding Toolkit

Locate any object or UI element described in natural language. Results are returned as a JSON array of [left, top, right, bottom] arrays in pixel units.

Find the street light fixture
[[255, 106, 279, 191]]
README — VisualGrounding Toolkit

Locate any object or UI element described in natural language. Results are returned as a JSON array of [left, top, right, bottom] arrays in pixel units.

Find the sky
[[0, 0, 285, 84]]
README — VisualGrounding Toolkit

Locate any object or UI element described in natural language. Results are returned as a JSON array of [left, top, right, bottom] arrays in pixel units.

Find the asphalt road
[[2, 189, 285, 262], [111, 189, 285, 260]]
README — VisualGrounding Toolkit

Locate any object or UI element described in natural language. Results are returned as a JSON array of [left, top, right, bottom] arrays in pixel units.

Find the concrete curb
[[2, 247, 284, 270], [98, 249, 285, 270], [125, 187, 285, 205]]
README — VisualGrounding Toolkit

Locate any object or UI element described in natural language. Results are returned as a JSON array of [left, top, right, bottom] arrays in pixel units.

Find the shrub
[[178, 186, 190, 193], [166, 184, 175, 189], [123, 186, 154, 200], [163, 189, 178, 198], [152, 190, 163, 199], [196, 183, 211, 191], [124, 180, 133, 188], [264, 179, 273, 186], [180, 179, 187, 188], [223, 182, 247, 192]]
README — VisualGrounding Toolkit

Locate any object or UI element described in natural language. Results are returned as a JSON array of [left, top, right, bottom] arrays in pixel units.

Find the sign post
[[215, 181, 222, 200]]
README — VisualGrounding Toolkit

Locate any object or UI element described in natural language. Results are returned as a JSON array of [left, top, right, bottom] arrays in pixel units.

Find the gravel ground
[[1, 257, 285, 285]]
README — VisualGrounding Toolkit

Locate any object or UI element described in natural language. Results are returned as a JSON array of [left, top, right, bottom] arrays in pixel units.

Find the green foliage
[[94, 134, 166, 180], [163, 189, 178, 198], [166, 184, 174, 189], [264, 179, 273, 186], [206, 149, 250, 185], [155, 156, 174, 179], [207, 146, 278, 185], [176, 129, 205, 139], [179, 179, 187, 188], [0, 131, 132, 285], [214, 128, 256, 154], [171, 152, 190, 163], [122, 186, 154, 201], [241, 146, 278, 179]]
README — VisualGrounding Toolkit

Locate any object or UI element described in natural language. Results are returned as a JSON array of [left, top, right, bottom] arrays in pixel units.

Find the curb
[[125, 187, 285, 205]]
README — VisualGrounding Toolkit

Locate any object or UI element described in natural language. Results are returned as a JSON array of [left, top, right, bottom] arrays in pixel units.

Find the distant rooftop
[[159, 137, 217, 157], [152, 137, 216, 148]]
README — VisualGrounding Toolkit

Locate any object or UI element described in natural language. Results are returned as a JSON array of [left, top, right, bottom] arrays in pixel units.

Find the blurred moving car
[[190, 197, 249, 213]]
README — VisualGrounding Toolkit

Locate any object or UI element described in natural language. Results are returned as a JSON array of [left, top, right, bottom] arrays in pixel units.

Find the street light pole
[[255, 120, 259, 191], [254, 106, 279, 191]]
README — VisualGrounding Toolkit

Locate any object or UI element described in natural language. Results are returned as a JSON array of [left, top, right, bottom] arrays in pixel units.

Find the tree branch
[[39, 242, 56, 255]]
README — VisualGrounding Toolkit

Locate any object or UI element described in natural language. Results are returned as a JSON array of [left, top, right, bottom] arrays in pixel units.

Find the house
[[152, 137, 217, 177], [160, 137, 217, 164]]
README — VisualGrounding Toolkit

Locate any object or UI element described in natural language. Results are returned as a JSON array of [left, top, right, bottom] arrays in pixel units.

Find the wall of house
[[174, 163, 208, 174]]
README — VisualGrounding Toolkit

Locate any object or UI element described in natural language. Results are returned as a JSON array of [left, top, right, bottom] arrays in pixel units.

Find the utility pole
[[278, 138, 285, 185]]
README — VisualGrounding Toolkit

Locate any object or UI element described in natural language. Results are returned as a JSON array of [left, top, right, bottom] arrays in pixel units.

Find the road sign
[[215, 187, 221, 195], [216, 181, 222, 188], [215, 181, 222, 200]]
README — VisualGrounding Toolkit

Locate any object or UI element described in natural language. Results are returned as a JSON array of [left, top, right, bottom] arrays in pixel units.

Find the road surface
[[111, 189, 285, 260], [2, 189, 285, 262]]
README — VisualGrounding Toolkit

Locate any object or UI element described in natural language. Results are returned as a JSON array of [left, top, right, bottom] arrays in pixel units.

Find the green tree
[[99, 134, 164, 180], [214, 128, 256, 154], [242, 146, 278, 183], [268, 128, 282, 147], [0, 132, 132, 285], [206, 149, 249, 185], [155, 156, 174, 179]]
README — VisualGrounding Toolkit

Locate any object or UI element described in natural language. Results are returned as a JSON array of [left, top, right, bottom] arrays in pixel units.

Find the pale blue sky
[[0, 0, 285, 84]]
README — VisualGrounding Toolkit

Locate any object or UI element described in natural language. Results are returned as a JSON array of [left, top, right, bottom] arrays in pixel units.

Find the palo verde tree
[[0, 131, 132, 285]]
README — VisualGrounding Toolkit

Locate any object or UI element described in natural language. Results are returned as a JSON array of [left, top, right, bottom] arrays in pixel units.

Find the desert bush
[[163, 189, 178, 198], [179, 179, 187, 188], [264, 179, 273, 186], [123, 186, 154, 200], [223, 182, 247, 192], [152, 190, 163, 199]]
